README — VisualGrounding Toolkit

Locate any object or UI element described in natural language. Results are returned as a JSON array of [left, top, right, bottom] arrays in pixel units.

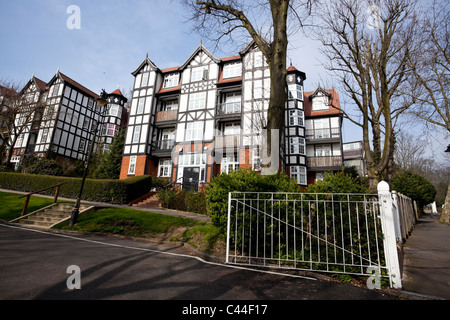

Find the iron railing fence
[[226, 192, 388, 279]]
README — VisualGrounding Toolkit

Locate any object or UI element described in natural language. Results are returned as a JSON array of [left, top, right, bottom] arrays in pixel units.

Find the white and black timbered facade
[[120, 42, 339, 189], [8, 71, 127, 167]]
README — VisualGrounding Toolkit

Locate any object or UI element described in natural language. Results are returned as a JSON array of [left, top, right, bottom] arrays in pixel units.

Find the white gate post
[[226, 192, 232, 264], [378, 181, 402, 289]]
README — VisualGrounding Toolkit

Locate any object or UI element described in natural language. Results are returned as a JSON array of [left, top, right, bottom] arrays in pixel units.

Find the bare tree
[[404, 0, 449, 223], [314, 0, 418, 189], [181, 0, 314, 172], [0, 79, 48, 165]]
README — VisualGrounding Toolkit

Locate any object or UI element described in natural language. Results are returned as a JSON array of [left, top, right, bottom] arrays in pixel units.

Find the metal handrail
[[19, 182, 68, 216]]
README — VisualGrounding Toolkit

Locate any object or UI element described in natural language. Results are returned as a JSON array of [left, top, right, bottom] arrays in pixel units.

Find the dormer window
[[312, 94, 329, 111], [191, 66, 208, 82], [223, 62, 242, 79], [163, 73, 179, 89]]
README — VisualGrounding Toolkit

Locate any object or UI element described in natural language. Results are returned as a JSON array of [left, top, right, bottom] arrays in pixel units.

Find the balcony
[[215, 135, 241, 149], [155, 110, 177, 125], [306, 128, 341, 142], [216, 102, 242, 121], [152, 139, 175, 156], [307, 156, 343, 169]]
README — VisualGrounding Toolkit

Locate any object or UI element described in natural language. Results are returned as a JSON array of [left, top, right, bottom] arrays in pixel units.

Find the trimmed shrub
[[25, 159, 64, 176], [391, 171, 436, 210], [0, 172, 152, 204], [305, 171, 370, 194], [205, 169, 300, 234]]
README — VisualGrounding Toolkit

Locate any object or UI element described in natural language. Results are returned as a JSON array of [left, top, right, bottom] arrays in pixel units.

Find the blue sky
[[0, 0, 448, 158]]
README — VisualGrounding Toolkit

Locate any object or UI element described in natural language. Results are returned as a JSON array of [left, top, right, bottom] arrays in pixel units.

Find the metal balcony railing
[[217, 102, 241, 115], [152, 139, 175, 152], [305, 128, 341, 140]]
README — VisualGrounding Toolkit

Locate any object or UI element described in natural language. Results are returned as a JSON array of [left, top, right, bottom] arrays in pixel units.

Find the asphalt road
[[0, 223, 393, 305]]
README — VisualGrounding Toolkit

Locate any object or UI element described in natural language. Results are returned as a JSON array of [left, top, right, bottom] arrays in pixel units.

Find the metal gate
[[226, 183, 405, 288]]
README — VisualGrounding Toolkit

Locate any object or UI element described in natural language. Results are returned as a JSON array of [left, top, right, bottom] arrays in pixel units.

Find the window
[[133, 125, 141, 143], [291, 166, 307, 185], [159, 99, 178, 111], [189, 92, 206, 110], [312, 95, 329, 111], [141, 73, 149, 87], [16, 134, 24, 147], [223, 62, 242, 79], [137, 98, 145, 114], [51, 84, 60, 97], [220, 92, 241, 114], [222, 122, 241, 136], [191, 67, 208, 82], [40, 129, 49, 143], [289, 110, 304, 127], [185, 122, 203, 141], [109, 105, 119, 117], [163, 73, 179, 88], [288, 84, 303, 100], [221, 155, 239, 174], [106, 124, 119, 137], [158, 159, 172, 177], [128, 156, 137, 175], [315, 144, 332, 157], [79, 139, 86, 151], [253, 147, 261, 172], [290, 137, 305, 155], [178, 153, 207, 167]]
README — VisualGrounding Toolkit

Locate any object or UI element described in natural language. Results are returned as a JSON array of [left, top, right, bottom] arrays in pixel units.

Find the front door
[[183, 167, 200, 192]]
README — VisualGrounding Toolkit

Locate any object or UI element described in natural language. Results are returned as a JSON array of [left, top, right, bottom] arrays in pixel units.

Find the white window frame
[[128, 156, 137, 175], [40, 128, 49, 143], [185, 121, 204, 141], [163, 73, 179, 89], [290, 137, 305, 155], [221, 154, 239, 174], [141, 72, 149, 87], [158, 159, 172, 178], [189, 92, 206, 110], [133, 125, 141, 144], [137, 98, 145, 114], [291, 166, 307, 185], [191, 66, 208, 82], [289, 109, 304, 127], [223, 62, 242, 79], [288, 84, 303, 100]]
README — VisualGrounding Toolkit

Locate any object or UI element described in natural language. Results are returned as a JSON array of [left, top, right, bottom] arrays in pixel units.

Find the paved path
[[402, 212, 450, 300], [0, 223, 392, 302]]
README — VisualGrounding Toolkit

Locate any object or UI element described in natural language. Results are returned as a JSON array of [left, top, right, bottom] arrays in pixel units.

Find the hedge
[[0, 172, 152, 204]]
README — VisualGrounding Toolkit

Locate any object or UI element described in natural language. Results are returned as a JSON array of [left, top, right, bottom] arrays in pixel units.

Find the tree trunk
[[439, 181, 450, 224]]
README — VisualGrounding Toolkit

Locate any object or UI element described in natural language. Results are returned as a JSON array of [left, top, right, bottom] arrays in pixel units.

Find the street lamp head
[[95, 89, 108, 107]]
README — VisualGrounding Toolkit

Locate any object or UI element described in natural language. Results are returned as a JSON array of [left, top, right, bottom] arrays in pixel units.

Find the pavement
[[401, 211, 450, 300], [2, 188, 450, 300]]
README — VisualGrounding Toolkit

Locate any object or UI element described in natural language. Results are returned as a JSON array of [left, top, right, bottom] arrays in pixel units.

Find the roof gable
[[131, 55, 159, 76], [179, 43, 220, 70], [47, 71, 98, 98]]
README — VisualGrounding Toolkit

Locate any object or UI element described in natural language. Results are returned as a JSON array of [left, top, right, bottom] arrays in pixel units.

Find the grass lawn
[[0, 191, 71, 222], [54, 207, 207, 240]]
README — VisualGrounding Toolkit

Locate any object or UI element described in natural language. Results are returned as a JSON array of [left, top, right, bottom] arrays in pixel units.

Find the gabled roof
[[47, 70, 99, 98], [304, 87, 341, 117], [20, 75, 48, 95], [179, 43, 220, 70], [131, 54, 159, 76]]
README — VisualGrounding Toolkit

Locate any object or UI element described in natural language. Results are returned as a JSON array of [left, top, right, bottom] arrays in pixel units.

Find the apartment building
[[6, 72, 127, 168], [120, 42, 344, 190], [343, 141, 367, 177], [304, 87, 344, 184]]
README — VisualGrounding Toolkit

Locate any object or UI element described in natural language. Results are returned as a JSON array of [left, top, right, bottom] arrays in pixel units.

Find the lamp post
[[69, 90, 109, 226]]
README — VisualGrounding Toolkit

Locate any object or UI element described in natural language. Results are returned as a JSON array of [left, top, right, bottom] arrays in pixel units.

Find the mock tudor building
[[7, 72, 127, 169], [120, 42, 344, 190]]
